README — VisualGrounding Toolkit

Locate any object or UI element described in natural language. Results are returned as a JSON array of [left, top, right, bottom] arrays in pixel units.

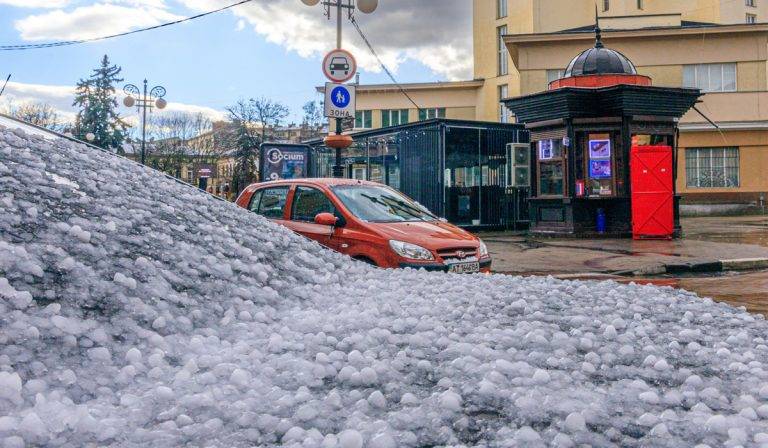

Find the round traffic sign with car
[[323, 49, 357, 83]]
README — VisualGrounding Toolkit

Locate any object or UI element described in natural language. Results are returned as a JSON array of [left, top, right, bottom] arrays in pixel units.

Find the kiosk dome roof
[[563, 26, 637, 77]]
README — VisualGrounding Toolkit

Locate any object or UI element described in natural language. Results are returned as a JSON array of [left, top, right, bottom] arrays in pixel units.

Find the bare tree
[[250, 96, 290, 143], [150, 111, 212, 142], [225, 97, 289, 195], [302, 100, 323, 128], [145, 111, 214, 177], [6, 102, 65, 131]]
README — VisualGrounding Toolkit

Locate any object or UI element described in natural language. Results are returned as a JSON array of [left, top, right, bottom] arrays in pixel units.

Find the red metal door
[[630, 145, 674, 239]]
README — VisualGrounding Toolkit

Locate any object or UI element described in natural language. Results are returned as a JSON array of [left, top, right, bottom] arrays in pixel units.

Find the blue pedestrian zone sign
[[331, 86, 351, 108], [324, 82, 356, 119]]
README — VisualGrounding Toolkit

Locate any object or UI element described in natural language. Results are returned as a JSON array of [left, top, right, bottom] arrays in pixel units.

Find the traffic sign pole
[[323, 80, 355, 176], [318, 2, 360, 178], [334, 3, 342, 177]]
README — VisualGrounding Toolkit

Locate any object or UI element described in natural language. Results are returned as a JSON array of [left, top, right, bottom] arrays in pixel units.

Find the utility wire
[[0, 75, 10, 97], [0, 0, 255, 51], [349, 16, 423, 112]]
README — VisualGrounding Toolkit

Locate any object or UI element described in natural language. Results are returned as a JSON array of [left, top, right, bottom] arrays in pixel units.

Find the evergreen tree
[[73, 55, 129, 151], [230, 119, 260, 196]]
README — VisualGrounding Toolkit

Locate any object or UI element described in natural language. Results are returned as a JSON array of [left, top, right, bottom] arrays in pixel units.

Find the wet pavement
[[482, 216, 768, 315]]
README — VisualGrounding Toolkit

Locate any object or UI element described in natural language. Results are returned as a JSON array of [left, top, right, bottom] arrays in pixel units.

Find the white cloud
[[14, 1, 181, 41], [179, 0, 473, 81], [161, 102, 226, 122], [0, 0, 69, 7], [0, 80, 225, 126], [0, 81, 78, 122]]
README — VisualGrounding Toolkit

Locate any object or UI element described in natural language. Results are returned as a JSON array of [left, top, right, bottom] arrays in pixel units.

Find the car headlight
[[389, 240, 434, 261], [479, 239, 489, 258]]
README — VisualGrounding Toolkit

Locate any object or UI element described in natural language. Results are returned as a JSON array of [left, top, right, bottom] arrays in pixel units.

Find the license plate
[[448, 262, 480, 274]]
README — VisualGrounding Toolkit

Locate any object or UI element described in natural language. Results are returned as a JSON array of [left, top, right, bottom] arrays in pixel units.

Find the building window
[[355, 110, 372, 129], [685, 147, 740, 188], [747, 13, 757, 23], [537, 139, 565, 196], [747, 0, 756, 7], [683, 63, 737, 92], [585, 133, 616, 197], [351, 165, 367, 180], [498, 84, 510, 123], [418, 108, 446, 121], [497, 25, 509, 76], [546, 69, 566, 84], [637, 0, 643, 8], [497, 0, 508, 18], [603, 0, 610, 11], [381, 109, 409, 127]]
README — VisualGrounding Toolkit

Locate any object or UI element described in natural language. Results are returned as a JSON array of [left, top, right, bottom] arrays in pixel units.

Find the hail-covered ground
[[1, 125, 768, 448]]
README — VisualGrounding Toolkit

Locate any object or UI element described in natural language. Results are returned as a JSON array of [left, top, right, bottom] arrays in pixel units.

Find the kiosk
[[306, 119, 529, 230], [503, 26, 702, 237]]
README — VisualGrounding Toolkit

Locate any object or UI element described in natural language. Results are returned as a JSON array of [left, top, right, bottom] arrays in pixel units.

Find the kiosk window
[[537, 139, 565, 196], [256, 187, 289, 219], [292, 187, 336, 222], [585, 133, 615, 197]]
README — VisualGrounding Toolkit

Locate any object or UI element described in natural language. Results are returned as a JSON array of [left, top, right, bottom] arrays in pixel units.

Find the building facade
[[340, 1, 768, 212], [317, 81, 482, 131], [475, 0, 768, 121], [504, 22, 768, 211]]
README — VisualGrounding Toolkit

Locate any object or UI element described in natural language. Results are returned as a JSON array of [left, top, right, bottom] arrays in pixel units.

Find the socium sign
[[261, 144, 310, 181]]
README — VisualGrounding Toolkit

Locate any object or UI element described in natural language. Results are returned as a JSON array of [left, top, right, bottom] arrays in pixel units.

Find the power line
[[0, 75, 10, 97], [349, 16, 423, 112], [0, 0, 255, 51]]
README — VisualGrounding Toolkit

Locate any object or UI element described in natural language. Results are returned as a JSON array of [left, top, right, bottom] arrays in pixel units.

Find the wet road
[[674, 216, 768, 315], [487, 216, 768, 315], [675, 271, 768, 316]]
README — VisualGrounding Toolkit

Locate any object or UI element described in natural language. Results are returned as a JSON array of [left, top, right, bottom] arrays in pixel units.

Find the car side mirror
[[314, 212, 338, 227]]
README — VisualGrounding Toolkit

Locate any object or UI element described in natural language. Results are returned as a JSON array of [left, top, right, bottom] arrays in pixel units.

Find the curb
[[627, 257, 768, 276], [721, 258, 768, 271]]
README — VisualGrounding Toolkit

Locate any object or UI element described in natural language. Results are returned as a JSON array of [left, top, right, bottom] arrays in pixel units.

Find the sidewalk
[[482, 216, 768, 276]]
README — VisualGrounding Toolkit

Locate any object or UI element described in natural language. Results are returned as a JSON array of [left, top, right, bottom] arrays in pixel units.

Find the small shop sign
[[538, 140, 554, 160]]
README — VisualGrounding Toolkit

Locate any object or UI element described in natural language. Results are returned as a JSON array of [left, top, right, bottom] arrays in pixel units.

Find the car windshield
[[332, 185, 436, 223]]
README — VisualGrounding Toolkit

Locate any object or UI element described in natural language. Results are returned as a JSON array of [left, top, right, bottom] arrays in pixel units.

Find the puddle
[[676, 270, 768, 316]]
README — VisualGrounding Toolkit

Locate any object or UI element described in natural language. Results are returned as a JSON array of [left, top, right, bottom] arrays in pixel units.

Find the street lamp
[[303, 0, 378, 177], [301, 0, 378, 50], [123, 80, 167, 165]]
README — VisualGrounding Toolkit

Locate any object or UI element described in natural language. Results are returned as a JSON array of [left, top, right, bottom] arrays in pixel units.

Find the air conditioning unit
[[506, 143, 531, 187]]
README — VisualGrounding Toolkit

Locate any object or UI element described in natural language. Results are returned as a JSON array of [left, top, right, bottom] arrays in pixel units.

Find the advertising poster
[[538, 140, 553, 160], [262, 145, 310, 181], [589, 160, 612, 179], [589, 139, 611, 159]]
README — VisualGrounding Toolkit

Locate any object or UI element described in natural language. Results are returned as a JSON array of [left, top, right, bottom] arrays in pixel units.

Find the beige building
[[505, 22, 768, 208], [317, 80, 482, 131], [342, 0, 768, 210]]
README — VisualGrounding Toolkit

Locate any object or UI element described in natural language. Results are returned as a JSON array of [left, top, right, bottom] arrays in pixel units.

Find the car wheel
[[353, 256, 378, 267]]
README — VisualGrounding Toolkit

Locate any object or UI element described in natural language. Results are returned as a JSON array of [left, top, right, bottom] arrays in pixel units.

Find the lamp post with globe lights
[[123, 79, 167, 165], [301, 0, 378, 177]]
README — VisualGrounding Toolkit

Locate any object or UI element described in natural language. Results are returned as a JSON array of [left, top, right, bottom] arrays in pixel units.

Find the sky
[[0, 0, 473, 126]]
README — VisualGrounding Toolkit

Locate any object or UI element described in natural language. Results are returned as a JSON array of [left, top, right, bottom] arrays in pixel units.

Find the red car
[[235, 178, 491, 273]]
